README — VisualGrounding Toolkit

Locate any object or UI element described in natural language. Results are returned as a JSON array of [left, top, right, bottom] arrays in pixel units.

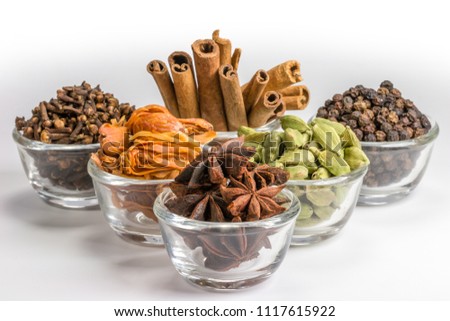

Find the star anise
[[196, 228, 272, 271], [221, 170, 287, 222], [249, 163, 289, 189], [165, 138, 291, 272], [165, 189, 229, 222], [171, 138, 256, 196]]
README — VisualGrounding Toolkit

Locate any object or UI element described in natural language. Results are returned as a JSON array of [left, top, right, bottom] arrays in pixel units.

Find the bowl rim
[[87, 158, 174, 186], [154, 188, 300, 230], [12, 128, 100, 151], [286, 164, 368, 187]]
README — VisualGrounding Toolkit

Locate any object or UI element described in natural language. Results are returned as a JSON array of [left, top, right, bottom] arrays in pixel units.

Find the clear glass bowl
[[154, 188, 300, 290], [286, 165, 368, 246], [13, 128, 99, 209], [88, 159, 170, 246], [358, 119, 439, 205]]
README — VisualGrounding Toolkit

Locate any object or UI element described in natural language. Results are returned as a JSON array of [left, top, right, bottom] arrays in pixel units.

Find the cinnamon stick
[[147, 60, 180, 117], [218, 64, 248, 131], [278, 85, 309, 97], [248, 91, 284, 128], [279, 85, 310, 110], [269, 98, 286, 122], [262, 60, 302, 92], [168, 51, 201, 118], [191, 39, 228, 131], [241, 69, 269, 113], [212, 30, 232, 66], [231, 48, 242, 71]]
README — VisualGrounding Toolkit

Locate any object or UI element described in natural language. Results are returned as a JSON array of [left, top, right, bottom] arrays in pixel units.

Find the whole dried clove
[[15, 82, 135, 191], [15, 81, 135, 144]]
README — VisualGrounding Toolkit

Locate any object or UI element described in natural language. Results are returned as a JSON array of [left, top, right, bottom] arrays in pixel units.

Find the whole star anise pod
[[221, 170, 287, 222], [249, 163, 289, 189], [196, 228, 272, 271], [165, 189, 229, 222], [170, 137, 256, 196]]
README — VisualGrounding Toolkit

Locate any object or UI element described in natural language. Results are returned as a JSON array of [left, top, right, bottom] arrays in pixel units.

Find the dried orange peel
[[92, 104, 216, 179]]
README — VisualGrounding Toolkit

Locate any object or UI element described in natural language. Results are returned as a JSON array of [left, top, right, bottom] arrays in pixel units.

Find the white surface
[[1, 0, 450, 300]]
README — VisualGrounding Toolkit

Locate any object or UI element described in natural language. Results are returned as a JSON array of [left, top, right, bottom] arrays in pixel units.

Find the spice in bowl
[[154, 139, 299, 289], [148, 30, 310, 131], [13, 81, 134, 208], [238, 115, 369, 245], [89, 104, 216, 245], [315, 81, 439, 205]]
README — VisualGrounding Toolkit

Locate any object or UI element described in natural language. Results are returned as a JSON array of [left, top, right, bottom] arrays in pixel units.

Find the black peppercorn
[[315, 81, 432, 187], [399, 129, 410, 140], [380, 80, 394, 90], [375, 130, 386, 142], [365, 133, 376, 142], [420, 115, 431, 129], [343, 96, 353, 107], [380, 122, 393, 132], [332, 94, 343, 102], [317, 107, 328, 118], [354, 128, 364, 141], [387, 130, 400, 141], [358, 114, 371, 127]]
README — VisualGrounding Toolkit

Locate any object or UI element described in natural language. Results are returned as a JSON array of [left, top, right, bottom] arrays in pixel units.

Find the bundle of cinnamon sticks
[[148, 30, 310, 131]]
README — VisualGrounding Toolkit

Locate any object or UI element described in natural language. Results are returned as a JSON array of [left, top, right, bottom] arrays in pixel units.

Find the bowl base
[[38, 192, 99, 210], [181, 273, 271, 291], [357, 188, 413, 206], [110, 226, 164, 247]]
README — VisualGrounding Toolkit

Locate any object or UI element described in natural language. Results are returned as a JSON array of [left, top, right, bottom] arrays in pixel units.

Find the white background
[[1, 0, 449, 302]]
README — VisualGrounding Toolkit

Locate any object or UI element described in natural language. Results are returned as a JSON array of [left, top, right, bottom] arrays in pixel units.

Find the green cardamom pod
[[244, 132, 268, 145], [341, 126, 361, 149], [283, 128, 308, 149], [308, 146, 321, 158], [306, 186, 336, 207], [344, 146, 370, 170], [318, 150, 351, 176], [312, 123, 343, 157], [285, 165, 309, 180], [311, 167, 331, 180], [313, 205, 335, 220], [263, 131, 283, 163], [311, 117, 346, 136], [278, 149, 316, 167], [280, 115, 311, 133], [287, 185, 305, 198], [242, 142, 260, 149], [296, 216, 320, 227], [298, 203, 314, 219], [238, 126, 256, 136], [332, 185, 348, 207]]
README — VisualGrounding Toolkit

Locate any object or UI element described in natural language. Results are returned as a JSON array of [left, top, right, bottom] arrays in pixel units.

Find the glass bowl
[[13, 128, 98, 209], [286, 165, 368, 246], [358, 119, 439, 205], [88, 159, 171, 246], [154, 188, 300, 290]]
